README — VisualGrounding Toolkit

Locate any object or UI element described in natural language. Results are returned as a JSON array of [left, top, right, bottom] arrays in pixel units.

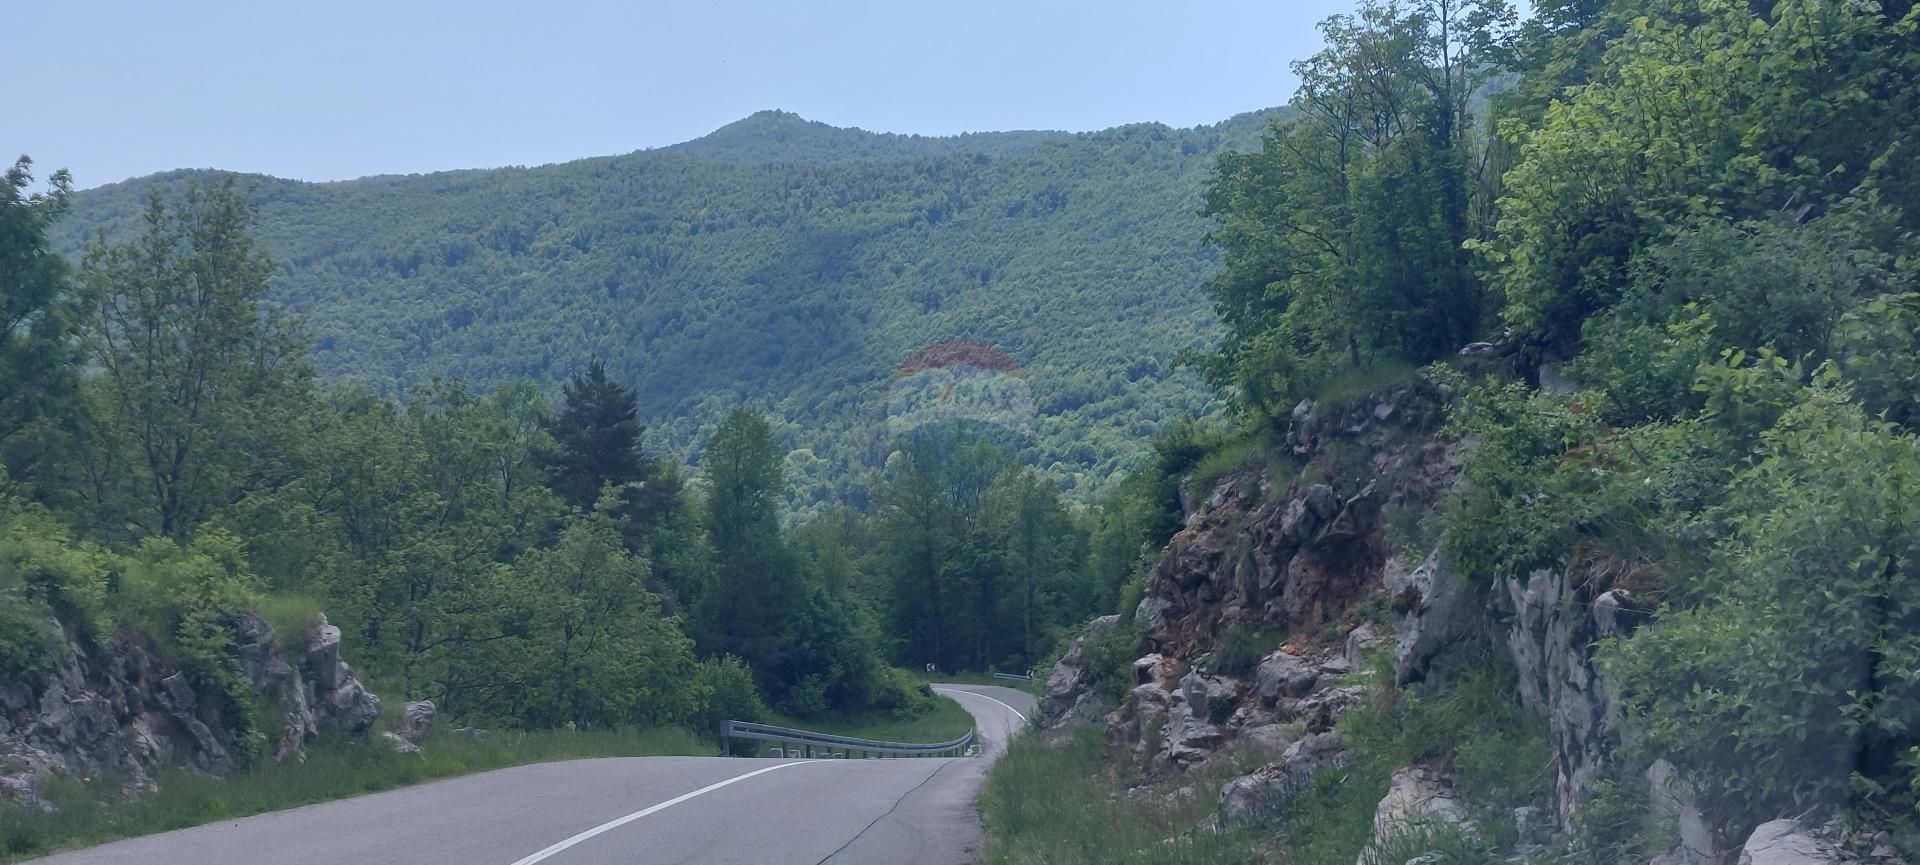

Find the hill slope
[[56, 108, 1286, 507]]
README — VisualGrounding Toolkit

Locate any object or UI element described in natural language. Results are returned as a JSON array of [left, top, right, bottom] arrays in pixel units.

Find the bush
[[0, 602, 61, 684], [868, 667, 936, 719], [1602, 392, 1920, 828], [690, 655, 767, 753], [1340, 653, 1551, 811], [1082, 618, 1142, 702], [1208, 625, 1284, 677]]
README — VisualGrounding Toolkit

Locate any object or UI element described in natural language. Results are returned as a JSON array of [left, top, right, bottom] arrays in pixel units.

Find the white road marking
[[933, 687, 1028, 724], [505, 761, 817, 865]]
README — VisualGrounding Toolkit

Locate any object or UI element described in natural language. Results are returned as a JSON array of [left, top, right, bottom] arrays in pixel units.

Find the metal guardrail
[[991, 672, 1035, 682], [721, 719, 974, 759]]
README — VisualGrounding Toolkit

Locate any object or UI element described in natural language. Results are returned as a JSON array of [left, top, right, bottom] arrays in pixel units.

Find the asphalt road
[[31, 684, 1034, 865]]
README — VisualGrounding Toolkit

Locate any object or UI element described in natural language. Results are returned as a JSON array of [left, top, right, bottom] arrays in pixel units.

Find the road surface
[[30, 684, 1035, 865]]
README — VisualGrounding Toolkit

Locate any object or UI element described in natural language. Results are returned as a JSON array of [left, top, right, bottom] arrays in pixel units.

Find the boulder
[[1739, 821, 1857, 865], [317, 677, 382, 736], [1345, 623, 1385, 668], [395, 700, 436, 745], [305, 620, 346, 691], [1356, 767, 1471, 865], [1217, 731, 1348, 828], [1240, 723, 1300, 754], [381, 731, 421, 755], [1255, 652, 1319, 704]]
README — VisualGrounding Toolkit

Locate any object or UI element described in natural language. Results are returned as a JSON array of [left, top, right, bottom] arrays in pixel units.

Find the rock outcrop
[[1738, 821, 1859, 865], [1042, 614, 1120, 728], [1218, 731, 1349, 828], [1388, 548, 1485, 689], [0, 612, 380, 803], [1356, 767, 1473, 865]]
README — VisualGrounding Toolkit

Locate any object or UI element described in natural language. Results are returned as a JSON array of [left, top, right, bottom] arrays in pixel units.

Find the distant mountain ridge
[[54, 106, 1291, 509], [662, 110, 1071, 163]]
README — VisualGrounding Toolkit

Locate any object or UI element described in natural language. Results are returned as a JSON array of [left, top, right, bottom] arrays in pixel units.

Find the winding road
[[31, 684, 1035, 865]]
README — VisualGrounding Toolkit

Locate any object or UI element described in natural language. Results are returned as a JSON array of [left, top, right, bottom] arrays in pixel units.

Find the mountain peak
[[667, 111, 1067, 165]]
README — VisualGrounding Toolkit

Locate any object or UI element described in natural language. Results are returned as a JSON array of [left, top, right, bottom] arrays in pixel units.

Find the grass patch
[[254, 593, 326, 650], [979, 728, 1276, 865], [1310, 360, 1420, 410], [1204, 624, 1287, 677], [909, 669, 1043, 696], [745, 692, 977, 756], [1339, 651, 1552, 813], [1187, 433, 1266, 494], [0, 727, 709, 862]]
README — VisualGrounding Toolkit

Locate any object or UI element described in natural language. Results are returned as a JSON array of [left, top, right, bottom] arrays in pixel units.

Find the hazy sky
[[12, 0, 1354, 188]]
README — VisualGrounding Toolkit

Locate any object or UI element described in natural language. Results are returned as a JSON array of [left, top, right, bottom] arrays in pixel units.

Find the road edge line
[[932, 687, 1028, 724], [505, 760, 818, 865]]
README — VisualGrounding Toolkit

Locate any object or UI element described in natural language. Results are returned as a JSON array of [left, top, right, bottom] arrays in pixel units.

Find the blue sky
[[13, 0, 1354, 188]]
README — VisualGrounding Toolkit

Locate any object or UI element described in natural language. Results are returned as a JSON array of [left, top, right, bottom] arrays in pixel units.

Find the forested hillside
[[52, 108, 1283, 510]]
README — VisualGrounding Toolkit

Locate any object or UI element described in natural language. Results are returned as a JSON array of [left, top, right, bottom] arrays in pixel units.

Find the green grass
[[749, 692, 976, 756], [979, 728, 1279, 865], [0, 727, 709, 862], [909, 669, 1044, 696], [975, 648, 1550, 865], [1309, 360, 1421, 409], [1187, 433, 1266, 493]]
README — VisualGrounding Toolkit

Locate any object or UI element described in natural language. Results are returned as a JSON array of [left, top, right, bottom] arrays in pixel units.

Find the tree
[[1201, 0, 1513, 418], [539, 360, 679, 547], [80, 180, 310, 541], [0, 156, 85, 480], [695, 410, 796, 687], [511, 490, 700, 728]]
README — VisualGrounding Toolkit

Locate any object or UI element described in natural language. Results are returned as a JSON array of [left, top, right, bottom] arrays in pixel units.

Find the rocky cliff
[[0, 612, 379, 803], [1041, 375, 1873, 865]]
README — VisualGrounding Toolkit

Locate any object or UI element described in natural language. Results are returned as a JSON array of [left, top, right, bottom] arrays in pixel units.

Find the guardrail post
[[720, 720, 732, 757]]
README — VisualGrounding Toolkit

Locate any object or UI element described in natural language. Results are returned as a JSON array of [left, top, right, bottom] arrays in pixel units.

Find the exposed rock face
[[1218, 731, 1349, 828], [1357, 767, 1472, 865], [1079, 379, 1458, 780], [1042, 614, 1120, 728], [1140, 381, 1456, 664], [1388, 548, 1484, 689], [1498, 567, 1648, 829], [1255, 651, 1320, 704], [1739, 821, 1859, 865], [0, 612, 380, 803]]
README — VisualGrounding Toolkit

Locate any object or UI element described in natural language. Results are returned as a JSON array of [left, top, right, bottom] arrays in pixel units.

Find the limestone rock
[[1256, 651, 1319, 704], [1356, 767, 1471, 865], [1217, 731, 1347, 828], [1739, 821, 1857, 865], [381, 731, 421, 755], [1389, 548, 1481, 689], [1240, 723, 1300, 754], [396, 700, 436, 745], [1042, 614, 1120, 727]]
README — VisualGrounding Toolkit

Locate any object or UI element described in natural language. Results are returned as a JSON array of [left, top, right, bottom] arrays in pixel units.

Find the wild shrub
[[1208, 625, 1285, 677], [1602, 392, 1920, 831]]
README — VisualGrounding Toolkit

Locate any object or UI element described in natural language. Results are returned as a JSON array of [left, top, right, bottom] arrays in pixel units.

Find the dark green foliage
[[539, 359, 680, 544], [1200, 1, 1509, 419], [1603, 392, 1920, 829], [1207, 625, 1285, 677], [0, 603, 61, 685], [0, 157, 84, 476]]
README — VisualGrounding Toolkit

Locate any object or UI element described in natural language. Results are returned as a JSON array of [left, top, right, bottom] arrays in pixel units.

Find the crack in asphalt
[[811, 757, 962, 865]]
